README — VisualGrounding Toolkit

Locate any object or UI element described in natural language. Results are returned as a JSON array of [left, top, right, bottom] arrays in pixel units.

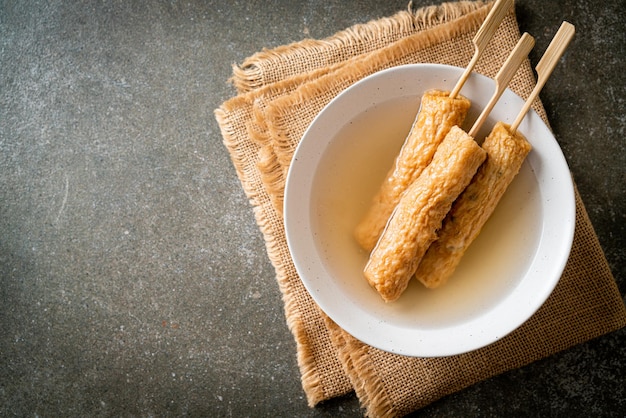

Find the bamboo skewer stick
[[468, 32, 535, 137], [510, 21, 575, 133], [449, 0, 514, 99]]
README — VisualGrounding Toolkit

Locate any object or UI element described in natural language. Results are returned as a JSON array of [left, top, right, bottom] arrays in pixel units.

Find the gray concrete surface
[[1, 1, 624, 416]]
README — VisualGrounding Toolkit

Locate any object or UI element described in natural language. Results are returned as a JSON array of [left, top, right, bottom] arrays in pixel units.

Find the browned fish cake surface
[[364, 126, 486, 302], [354, 90, 471, 252]]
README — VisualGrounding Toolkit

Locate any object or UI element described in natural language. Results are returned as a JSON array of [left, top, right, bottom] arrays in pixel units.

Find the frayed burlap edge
[[248, 66, 343, 217], [231, 1, 488, 93], [216, 88, 354, 405]]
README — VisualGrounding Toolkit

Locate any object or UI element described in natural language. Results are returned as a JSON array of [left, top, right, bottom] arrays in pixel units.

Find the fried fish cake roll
[[415, 122, 532, 289], [354, 90, 471, 252], [364, 126, 486, 302]]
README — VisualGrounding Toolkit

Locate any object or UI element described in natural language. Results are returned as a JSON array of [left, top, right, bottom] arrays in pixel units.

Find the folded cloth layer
[[215, 1, 626, 416]]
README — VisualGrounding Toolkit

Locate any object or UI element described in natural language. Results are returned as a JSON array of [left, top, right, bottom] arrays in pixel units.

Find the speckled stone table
[[1, 1, 624, 416]]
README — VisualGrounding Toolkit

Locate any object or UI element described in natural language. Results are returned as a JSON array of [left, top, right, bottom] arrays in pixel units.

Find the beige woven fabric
[[230, 1, 488, 93], [215, 2, 626, 416]]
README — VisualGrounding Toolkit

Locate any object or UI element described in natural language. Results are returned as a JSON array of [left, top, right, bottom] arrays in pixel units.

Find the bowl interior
[[284, 64, 575, 357], [311, 95, 542, 328]]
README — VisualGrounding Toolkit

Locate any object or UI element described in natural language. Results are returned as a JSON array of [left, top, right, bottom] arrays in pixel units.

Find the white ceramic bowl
[[284, 64, 575, 357]]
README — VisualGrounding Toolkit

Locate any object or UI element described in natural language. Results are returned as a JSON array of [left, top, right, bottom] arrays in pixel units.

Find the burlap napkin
[[215, 1, 626, 416]]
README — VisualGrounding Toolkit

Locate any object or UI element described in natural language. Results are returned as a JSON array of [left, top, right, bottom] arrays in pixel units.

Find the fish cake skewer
[[363, 126, 486, 302], [363, 31, 536, 301], [415, 22, 574, 289]]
